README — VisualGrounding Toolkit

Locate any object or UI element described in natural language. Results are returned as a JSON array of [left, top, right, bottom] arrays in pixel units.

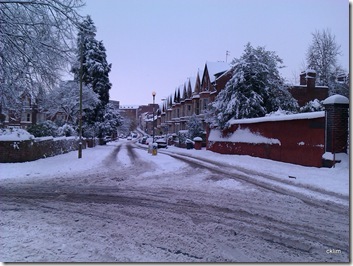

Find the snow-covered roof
[[323, 94, 349, 105], [228, 111, 325, 125]]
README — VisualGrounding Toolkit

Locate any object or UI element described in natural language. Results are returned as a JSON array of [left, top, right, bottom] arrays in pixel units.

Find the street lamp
[[152, 91, 156, 143], [161, 98, 168, 144]]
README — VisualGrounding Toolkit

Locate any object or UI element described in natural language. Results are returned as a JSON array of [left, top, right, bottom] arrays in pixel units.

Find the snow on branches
[[209, 43, 298, 129]]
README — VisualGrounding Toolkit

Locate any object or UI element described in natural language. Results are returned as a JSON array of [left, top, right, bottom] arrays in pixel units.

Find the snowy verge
[[155, 145, 349, 197]]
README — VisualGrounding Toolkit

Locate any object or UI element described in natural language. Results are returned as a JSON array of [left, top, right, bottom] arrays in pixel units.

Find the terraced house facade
[[152, 62, 334, 142], [157, 61, 231, 137]]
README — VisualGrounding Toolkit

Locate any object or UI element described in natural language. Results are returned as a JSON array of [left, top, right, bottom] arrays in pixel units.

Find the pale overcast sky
[[77, 0, 349, 106]]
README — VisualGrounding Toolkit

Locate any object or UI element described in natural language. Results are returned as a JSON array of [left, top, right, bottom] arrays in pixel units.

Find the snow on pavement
[[160, 145, 349, 197], [0, 145, 113, 181]]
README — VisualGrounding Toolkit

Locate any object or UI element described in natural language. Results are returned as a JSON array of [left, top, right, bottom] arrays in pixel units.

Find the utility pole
[[78, 41, 83, 159]]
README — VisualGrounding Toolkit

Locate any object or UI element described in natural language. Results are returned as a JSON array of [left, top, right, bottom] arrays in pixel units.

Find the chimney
[[306, 69, 316, 89], [299, 71, 306, 85]]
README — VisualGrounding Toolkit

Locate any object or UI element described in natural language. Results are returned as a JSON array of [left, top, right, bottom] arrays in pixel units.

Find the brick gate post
[[323, 94, 349, 154]]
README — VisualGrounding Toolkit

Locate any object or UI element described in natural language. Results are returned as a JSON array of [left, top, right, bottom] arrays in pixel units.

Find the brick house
[[156, 61, 231, 138], [288, 69, 329, 106], [2, 90, 46, 129]]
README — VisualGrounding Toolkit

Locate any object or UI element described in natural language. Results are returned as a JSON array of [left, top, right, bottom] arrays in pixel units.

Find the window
[[21, 112, 31, 122], [23, 97, 31, 107], [203, 99, 209, 112]]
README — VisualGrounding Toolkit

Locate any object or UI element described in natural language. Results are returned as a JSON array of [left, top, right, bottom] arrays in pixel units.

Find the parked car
[[141, 136, 148, 144], [127, 136, 132, 140], [156, 138, 168, 149], [103, 136, 112, 142]]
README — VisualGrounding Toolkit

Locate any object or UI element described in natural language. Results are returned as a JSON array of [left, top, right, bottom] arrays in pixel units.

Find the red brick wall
[[207, 116, 326, 167], [0, 137, 86, 163]]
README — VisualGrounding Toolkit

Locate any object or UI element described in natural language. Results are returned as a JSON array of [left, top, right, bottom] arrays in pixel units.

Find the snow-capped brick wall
[[207, 112, 326, 167], [0, 137, 86, 163]]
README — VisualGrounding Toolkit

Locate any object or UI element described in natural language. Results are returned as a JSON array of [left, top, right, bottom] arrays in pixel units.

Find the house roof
[[204, 61, 230, 83]]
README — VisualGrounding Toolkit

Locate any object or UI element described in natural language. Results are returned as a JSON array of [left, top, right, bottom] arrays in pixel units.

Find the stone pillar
[[323, 95, 349, 153]]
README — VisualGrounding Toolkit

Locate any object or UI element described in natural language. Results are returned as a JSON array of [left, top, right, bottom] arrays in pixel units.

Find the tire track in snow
[[0, 142, 349, 262], [155, 150, 348, 214], [102, 144, 121, 167], [1, 184, 349, 261]]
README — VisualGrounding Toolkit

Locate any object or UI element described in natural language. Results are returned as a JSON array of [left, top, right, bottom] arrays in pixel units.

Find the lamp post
[[152, 91, 156, 143], [161, 98, 168, 144]]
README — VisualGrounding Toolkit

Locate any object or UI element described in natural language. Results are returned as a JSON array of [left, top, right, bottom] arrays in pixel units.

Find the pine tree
[[71, 16, 112, 137], [209, 43, 298, 129]]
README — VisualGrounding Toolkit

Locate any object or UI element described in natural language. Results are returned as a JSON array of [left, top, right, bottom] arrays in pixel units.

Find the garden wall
[[0, 137, 87, 163], [207, 112, 326, 167]]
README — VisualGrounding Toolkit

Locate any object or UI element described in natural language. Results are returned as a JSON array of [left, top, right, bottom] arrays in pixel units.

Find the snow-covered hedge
[[0, 130, 86, 163], [0, 128, 34, 141]]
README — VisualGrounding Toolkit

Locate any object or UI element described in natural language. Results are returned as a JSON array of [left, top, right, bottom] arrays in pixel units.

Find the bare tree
[[0, 0, 84, 114], [44, 80, 99, 125], [306, 29, 342, 87]]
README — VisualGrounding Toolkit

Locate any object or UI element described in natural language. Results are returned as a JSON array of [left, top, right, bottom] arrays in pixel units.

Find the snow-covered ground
[[0, 139, 349, 262], [1, 139, 348, 198], [160, 146, 349, 197]]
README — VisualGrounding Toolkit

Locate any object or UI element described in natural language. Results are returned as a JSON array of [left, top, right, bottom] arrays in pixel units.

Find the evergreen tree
[[209, 43, 298, 129], [187, 114, 204, 140], [71, 16, 113, 137], [95, 103, 123, 138]]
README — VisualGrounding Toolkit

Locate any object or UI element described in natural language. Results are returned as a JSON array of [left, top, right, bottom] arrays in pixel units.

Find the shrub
[[57, 123, 76, 137], [27, 120, 58, 137]]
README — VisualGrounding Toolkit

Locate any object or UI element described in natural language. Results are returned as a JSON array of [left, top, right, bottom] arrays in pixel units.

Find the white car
[[156, 139, 168, 148]]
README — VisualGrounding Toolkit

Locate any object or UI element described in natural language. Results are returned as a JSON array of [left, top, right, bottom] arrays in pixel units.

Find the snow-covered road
[[0, 140, 349, 262]]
